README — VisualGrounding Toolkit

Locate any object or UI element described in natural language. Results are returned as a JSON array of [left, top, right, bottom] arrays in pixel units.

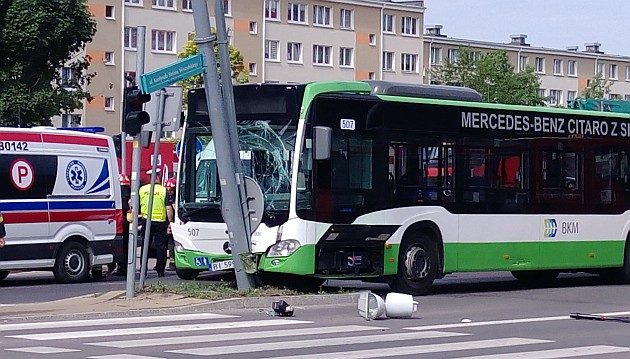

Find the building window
[[182, 0, 192, 11], [519, 55, 528, 72], [287, 42, 302, 63], [340, 9, 353, 29], [567, 60, 577, 76], [382, 51, 394, 71], [312, 44, 332, 65], [313, 5, 331, 26], [288, 3, 307, 23], [609, 93, 621, 100], [368, 34, 376, 46], [553, 59, 562, 75], [401, 53, 418, 73], [368, 72, 376, 80], [265, 0, 279, 20], [430, 47, 441, 65], [248, 63, 257, 75], [125, 0, 142, 5], [61, 67, 78, 88], [265, 40, 279, 61], [548, 90, 562, 106], [105, 97, 114, 111], [596, 63, 605, 76], [222, 0, 230, 15], [567, 91, 577, 103], [626, 66, 630, 81], [538, 88, 546, 98], [625, 94, 630, 101], [249, 21, 257, 34], [105, 5, 115, 19], [535, 57, 545, 73], [382, 14, 394, 33], [61, 114, 82, 128], [104, 51, 114, 65], [609, 64, 618, 80], [151, 30, 176, 53], [124, 27, 138, 50], [447, 49, 459, 64], [124, 71, 136, 86], [401, 16, 418, 36], [339, 47, 353, 67], [152, 0, 175, 9]]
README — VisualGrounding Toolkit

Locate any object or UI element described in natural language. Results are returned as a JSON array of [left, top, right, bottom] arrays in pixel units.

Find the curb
[[0, 291, 360, 322]]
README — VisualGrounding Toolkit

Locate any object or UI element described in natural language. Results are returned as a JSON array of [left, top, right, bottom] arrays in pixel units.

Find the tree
[[430, 47, 544, 106], [580, 72, 612, 99], [177, 31, 248, 104], [0, 0, 96, 127]]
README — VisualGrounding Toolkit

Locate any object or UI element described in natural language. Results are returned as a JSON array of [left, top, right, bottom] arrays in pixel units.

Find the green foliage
[[0, 0, 96, 126], [580, 72, 612, 99], [430, 48, 544, 106], [177, 31, 248, 105]]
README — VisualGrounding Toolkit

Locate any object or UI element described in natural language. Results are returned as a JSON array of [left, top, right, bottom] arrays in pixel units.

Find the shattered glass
[[190, 119, 296, 212]]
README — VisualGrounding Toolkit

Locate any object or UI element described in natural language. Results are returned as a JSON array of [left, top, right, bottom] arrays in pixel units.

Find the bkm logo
[[544, 218, 558, 238]]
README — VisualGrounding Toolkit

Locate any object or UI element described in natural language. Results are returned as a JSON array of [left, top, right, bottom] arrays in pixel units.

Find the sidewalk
[[0, 290, 360, 321]]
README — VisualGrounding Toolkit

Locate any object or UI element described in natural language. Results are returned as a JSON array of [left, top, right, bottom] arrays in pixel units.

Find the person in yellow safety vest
[[0, 211, 6, 248], [139, 168, 174, 277]]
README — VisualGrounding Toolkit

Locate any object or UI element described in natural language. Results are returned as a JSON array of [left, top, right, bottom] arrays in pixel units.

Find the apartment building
[[423, 26, 630, 107], [53, 0, 630, 134]]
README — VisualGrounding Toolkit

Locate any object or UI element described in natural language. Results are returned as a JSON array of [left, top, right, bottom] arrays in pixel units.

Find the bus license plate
[[210, 259, 234, 271]]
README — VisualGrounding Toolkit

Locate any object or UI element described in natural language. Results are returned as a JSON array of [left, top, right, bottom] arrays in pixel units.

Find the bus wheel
[[601, 239, 630, 284], [511, 270, 559, 286], [53, 242, 90, 283], [176, 268, 200, 280], [0, 270, 9, 281], [390, 233, 438, 296]]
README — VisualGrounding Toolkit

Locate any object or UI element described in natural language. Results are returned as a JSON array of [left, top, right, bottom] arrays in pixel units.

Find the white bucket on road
[[385, 292, 418, 318]]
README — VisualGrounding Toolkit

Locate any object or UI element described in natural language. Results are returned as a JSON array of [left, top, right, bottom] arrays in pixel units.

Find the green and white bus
[[175, 81, 630, 295]]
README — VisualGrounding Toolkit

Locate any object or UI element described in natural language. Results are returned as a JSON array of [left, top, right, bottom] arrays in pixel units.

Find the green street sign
[[139, 54, 205, 94]]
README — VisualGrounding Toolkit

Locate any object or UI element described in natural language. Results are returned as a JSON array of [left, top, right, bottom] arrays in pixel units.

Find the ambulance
[[0, 127, 123, 283]]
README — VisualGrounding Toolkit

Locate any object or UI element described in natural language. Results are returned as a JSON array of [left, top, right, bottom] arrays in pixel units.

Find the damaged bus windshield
[[178, 84, 304, 226]]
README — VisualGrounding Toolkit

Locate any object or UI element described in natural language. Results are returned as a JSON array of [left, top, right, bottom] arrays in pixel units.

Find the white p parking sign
[[10, 158, 34, 191]]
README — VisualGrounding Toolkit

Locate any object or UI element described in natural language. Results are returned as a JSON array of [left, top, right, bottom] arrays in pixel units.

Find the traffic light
[[112, 133, 122, 158], [123, 86, 151, 136]]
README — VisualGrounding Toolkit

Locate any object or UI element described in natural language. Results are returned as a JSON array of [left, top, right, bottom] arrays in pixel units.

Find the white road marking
[[168, 330, 470, 356], [404, 311, 630, 331], [87, 355, 165, 359], [263, 338, 552, 359], [0, 313, 236, 332], [88, 325, 388, 348], [453, 345, 630, 359], [8, 319, 310, 341], [5, 346, 80, 354]]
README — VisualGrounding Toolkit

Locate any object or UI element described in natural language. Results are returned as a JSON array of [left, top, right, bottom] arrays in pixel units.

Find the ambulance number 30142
[[0, 141, 28, 151]]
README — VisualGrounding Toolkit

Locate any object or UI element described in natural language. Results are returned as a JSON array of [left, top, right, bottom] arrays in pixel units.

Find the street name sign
[[139, 54, 204, 94]]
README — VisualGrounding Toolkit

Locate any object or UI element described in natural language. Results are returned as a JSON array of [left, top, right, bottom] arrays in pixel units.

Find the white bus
[[174, 81, 630, 295]]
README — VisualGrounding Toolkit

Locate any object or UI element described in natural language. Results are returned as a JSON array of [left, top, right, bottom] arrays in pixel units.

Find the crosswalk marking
[[87, 325, 388, 349], [0, 313, 236, 332], [5, 346, 80, 354], [87, 355, 164, 359], [404, 311, 630, 331], [168, 330, 470, 356], [8, 319, 310, 341], [453, 345, 630, 359], [262, 338, 553, 359]]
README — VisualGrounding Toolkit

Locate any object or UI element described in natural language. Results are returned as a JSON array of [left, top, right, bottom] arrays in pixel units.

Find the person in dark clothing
[[164, 178, 177, 271], [113, 174, 131, 276], [0, 211, 6, 248]]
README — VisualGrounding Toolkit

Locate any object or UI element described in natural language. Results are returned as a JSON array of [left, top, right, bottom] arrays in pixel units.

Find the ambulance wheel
[[176, 268, 200, 280], [0, 270, 9, 281], [54, 242, 90, 283], [390, 233, 438, 296]]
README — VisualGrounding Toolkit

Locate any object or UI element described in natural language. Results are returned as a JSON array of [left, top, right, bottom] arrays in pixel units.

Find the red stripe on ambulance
[[42, 134, 109, 147], [0, 132, 42, 142]]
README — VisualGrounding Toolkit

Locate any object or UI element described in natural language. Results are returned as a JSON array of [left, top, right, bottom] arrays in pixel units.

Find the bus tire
[[53, 242, 90, 283], [390, 233, 438, 296], [511, 270, 559, 286], [176, 268, 200, 280], [602, 238, 630, 284], [0, 270, 9, 281]]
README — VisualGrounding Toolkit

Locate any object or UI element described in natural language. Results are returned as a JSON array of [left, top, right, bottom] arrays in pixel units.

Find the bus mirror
[[313, 126, 332, 160]]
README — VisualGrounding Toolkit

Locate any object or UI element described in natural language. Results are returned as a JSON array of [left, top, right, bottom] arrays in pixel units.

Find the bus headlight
[[174, 240, 185, 253], [267, 239, 301, 257]]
